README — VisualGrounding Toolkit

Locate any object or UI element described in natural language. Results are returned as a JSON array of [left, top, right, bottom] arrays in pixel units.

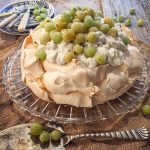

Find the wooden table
[[0, 0, 150, 150]]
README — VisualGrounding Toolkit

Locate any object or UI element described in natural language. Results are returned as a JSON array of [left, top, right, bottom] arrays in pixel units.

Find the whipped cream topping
[[107, 48, 124, 66], [31, 28, 127, 68]]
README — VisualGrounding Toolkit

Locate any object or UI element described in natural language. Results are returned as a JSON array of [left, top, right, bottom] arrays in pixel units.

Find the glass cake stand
[[3, 46, 150, 124]]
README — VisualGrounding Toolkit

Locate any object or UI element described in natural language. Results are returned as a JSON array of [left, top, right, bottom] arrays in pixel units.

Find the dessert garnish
[[33, 7, 131, 67]]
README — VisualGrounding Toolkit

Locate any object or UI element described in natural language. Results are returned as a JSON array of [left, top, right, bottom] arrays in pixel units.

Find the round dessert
[[21, 7, 143, 107]]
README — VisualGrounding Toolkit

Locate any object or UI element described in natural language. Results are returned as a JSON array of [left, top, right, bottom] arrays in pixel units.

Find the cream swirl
[[107, 48, 124, 66]]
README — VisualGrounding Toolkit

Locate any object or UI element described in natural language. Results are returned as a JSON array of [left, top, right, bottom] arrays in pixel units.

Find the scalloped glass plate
[[3, 46, 150, 124]]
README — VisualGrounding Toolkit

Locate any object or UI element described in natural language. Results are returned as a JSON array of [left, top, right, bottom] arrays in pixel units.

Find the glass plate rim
[[3, 45, 150, 124]]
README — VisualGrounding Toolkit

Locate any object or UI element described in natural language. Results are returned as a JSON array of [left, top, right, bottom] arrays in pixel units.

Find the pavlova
[[21, 7, 143, 107]]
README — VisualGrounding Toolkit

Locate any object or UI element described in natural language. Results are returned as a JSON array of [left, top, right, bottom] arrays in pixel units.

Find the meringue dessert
[[21, 7, 143, 107]]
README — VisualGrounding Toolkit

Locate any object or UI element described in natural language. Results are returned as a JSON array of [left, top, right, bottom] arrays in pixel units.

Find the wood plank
[[101, 0, 150, 44], [47, 0, 102, 15], [0, 0, 102, 14]]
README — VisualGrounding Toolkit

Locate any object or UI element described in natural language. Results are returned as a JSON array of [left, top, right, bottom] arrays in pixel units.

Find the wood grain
[[101, 0, 150, 44], [0, 0, 150, 150]]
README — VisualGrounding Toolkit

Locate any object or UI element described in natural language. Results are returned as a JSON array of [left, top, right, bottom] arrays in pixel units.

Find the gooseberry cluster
[[30, 122, 62, 143], [117, 8, 144, 27], [35, 7, 131, 65], [33, 4, 48, 22]]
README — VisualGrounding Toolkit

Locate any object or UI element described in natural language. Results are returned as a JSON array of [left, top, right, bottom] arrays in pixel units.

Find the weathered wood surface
[[101, 0, 150, 45], [0, 0, 150, 150]]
